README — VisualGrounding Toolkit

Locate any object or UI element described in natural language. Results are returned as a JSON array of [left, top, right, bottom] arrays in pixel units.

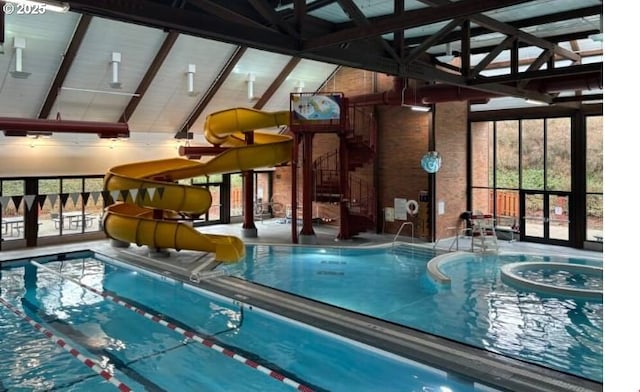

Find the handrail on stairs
[[393, 221, 414, 243]]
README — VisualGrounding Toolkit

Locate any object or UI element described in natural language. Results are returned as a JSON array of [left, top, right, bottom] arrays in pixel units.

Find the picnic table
[[1, 216, 23, 236]]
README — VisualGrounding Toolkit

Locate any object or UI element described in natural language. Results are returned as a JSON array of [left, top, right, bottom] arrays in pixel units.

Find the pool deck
[[0, 219, 603, 392]]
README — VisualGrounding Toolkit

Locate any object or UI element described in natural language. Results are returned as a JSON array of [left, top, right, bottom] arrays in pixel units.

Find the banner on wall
[[0, 187, 166, 214], [291, 94, 341, 121]]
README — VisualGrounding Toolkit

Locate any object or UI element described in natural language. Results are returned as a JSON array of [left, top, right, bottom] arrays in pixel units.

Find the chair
[[50, 212, 61, 229], [470, 212, 499, 253], [84, 215, 96, 228], [495, 215, 519, 242]]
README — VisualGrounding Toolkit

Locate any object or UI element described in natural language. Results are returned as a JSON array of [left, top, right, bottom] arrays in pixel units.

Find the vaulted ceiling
[[0, 0, 603, 137]]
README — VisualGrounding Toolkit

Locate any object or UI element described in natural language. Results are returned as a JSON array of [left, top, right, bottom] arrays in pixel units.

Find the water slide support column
[[299, 131, 317, 244], [337, 131, 350, 239], [242, 131, 258, 238], [291, 132, 299, 244]]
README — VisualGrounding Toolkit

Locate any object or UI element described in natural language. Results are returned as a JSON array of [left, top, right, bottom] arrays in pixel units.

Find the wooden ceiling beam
[[119, 30, 179, 123], [248, 0, 300, 38], [187, 0, 274, 31], [402, 5, 602, 47], [470, 36, 517, 78], [253, 57, 301, 110], [68, 0, 297, 53], [403, 17, 463, 66], [336, 0, 400, 62], [471, 14, 579, 61], [481, 49, 601, 71], [179, 46, 247, 133], [417, 0, 579, 61], [38, 15, 93, 119], [303, 0, 533, 50], [469, 62, 602, 86]]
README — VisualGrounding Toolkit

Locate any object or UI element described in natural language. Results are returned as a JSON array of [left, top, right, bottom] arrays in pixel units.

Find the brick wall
[[471, 121, 491, 213], [434, 101, 468, 238], [272, 67, 468, 241], [272, 123, 342, 222], [378, 105, 431, 238]]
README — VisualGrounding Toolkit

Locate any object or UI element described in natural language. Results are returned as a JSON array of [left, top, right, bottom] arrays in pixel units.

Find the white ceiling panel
[[188, 48, 292, 133], [310, 1, 428, 23], [0, 11, 80, 118], [484, 0, 602, 23], [261, 60, 339, 113], [49, 17, 166, 122], [128, 35, 238, 134]]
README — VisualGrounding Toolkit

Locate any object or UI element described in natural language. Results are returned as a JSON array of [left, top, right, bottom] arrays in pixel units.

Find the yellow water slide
[[103, 108, 291, 262]]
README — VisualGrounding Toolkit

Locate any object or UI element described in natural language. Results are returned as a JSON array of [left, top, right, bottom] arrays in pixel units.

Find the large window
[[191, 174, 224, 225], [1, 180, 26, 241], [36, 177, 105, 239], [521, 119, 544, 190], [470, 112, 601, 248], [495, 120, 519, 189], [1, 176, 105, 247], [546, 118, 571, 192], [471, 121, 493, 188], [231, 173, 243, 217], [586, 116, 603, 242]]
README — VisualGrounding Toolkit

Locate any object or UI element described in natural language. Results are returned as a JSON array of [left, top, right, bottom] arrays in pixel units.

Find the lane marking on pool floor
[[30, 260, 315, 392], [0, 297, 133, 392]]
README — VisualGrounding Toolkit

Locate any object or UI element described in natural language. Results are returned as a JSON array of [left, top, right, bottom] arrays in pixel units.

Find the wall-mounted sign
[[394, 198, 407, 221], [291, 94, 341, 121]]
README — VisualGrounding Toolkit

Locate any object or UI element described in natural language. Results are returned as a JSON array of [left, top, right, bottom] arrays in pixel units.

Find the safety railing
[[393, 221, 414, 243]]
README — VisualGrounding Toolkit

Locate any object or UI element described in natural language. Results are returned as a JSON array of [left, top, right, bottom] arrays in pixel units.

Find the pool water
[[0, 252, 501, 392], [516, 268, 603, 290], [221, 245, 603, 382]]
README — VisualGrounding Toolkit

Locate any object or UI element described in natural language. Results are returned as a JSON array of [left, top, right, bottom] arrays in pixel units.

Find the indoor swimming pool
[[221, 244, 604, 383], [0, 251, 504, 392]]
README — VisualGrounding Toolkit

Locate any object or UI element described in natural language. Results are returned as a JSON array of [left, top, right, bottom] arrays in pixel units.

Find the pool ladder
[[393, 222, 414, 243]]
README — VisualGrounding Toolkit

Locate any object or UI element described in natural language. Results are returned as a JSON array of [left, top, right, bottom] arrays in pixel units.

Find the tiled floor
[[199, 218, 603, 259], [1, 218, 603, 262]]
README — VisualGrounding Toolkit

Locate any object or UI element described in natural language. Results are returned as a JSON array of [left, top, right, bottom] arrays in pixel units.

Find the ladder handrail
[[393, 221, 414, 242]]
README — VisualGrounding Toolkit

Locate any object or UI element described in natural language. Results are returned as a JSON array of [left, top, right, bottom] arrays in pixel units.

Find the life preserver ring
[[406, 199, 419, 216]]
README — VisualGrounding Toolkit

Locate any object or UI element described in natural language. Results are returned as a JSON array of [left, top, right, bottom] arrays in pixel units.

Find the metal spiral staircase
[[312, 105, 377, 239]]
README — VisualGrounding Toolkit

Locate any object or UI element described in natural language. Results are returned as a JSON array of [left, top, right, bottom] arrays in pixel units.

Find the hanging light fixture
[[10, 37, 31, 79], [186, 64, 197, 96], [294, 80, 305, 93], [246, 72, 256, 100], [411, 106, 431, 112], [439, 42, 456, 63], [400, 79, 431, 112], [109, 52, 122, 89]]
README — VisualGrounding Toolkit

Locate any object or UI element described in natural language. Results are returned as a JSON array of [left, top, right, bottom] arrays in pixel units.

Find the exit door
[[522, 191, 570, 245]]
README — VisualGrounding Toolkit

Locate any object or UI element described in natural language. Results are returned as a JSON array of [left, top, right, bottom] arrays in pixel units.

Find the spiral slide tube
[[103, 108, 292, 263]]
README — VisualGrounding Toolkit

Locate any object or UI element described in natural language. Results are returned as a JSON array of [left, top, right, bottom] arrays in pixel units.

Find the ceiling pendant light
[[109, 52, 122, 89]]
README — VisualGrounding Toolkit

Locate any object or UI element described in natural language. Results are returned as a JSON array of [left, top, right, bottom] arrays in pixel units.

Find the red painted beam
[[177, 145, 229, 157], [0, 117, 129, 138]]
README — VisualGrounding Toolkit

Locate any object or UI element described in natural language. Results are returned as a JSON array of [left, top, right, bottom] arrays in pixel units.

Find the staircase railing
[[313, 150, 339, 199], [346, 176, 374, 217], [310, 101, 378, 238], [346, 105, 376, 151]]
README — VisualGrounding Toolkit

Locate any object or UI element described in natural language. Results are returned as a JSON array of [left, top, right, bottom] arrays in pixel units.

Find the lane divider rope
[[0, 297, 133, 392], [30, 260, 314, 392]]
